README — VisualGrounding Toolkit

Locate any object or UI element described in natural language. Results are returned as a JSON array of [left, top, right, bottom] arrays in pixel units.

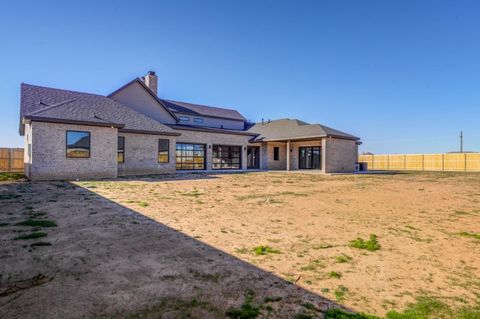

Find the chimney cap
[[147, 70, 156, 76]]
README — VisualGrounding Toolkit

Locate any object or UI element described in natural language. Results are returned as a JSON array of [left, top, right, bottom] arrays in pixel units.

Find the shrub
[[349, 234, 380, 251]]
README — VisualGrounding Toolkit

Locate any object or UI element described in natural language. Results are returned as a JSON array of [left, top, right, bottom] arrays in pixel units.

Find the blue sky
[[1, 0, 479, 153]]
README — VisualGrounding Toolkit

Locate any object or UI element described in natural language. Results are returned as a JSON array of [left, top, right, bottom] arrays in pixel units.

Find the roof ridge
[[164, 98, 239, 112], [22, 83, 107, 98], [29, 99, 77, 115]]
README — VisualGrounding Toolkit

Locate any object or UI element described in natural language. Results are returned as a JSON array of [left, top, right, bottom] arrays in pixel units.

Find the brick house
[[19, 72, 361, 180]]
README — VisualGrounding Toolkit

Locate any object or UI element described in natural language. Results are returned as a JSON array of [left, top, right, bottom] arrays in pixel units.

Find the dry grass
[[1, 171, 480, 318]]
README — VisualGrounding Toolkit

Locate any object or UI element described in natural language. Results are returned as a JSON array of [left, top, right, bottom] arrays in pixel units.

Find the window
[[179, 116, 190, 122], [66, 131, 90, 158], [176, 143, 205, 170], [273, 147, 279, 161], [158, 139, 169, 163], [117, 136, 125, 163], [212, 145, 241, 169], [193, 117, 204, 124]]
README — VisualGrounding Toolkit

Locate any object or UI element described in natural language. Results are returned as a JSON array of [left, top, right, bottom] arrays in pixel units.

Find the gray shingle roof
[[20, 83, 178, 135], [160, 99, 246, 122], [247, 119, 359, 142]]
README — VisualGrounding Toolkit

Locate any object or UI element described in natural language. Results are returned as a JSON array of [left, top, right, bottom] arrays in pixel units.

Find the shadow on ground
[[0, 178, 348, 319]]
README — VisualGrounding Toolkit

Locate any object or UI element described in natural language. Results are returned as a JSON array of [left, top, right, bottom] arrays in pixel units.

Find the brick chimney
[[144, 71, 158, 95]]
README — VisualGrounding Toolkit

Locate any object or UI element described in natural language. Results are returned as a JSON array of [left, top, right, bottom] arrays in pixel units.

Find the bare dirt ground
[[1, 171, 480, 318]]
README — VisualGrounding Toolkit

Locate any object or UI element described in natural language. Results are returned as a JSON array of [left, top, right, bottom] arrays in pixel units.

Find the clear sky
[[1, 0, 479, 153]]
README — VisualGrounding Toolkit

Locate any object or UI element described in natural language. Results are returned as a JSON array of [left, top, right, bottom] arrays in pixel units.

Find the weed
[[325, 308, 380, 319], [335, 254, 352, 263], [334, 285, 348, 301], [14, 232, 48, 240], [350, 234, 380, 251], [300, 259, 324, 272], [457, 232, 480, 240], [138, 201, 149, 207], [226, 291, 261, 319], [294, 313, 313, 319], [16, 219, 57, 227], [252, 245, 280, 255], [0, 222, 9, 227], [328, 271, 342, 279], [0, 172, 24, 182]]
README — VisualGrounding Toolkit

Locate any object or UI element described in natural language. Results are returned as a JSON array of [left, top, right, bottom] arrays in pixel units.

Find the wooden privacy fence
[[0, 148, 24, 172], [359, 153, 480, 172]]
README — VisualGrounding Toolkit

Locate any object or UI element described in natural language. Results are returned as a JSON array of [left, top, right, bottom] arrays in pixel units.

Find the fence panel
[[0, 148, 24, 172], [405, 154, 424, 171], [466, 153, 480, 172], [424, 154, 443, 171], [358, 152, 480, 172]]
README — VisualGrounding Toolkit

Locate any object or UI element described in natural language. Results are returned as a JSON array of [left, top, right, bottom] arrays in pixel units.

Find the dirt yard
[[1, 172, 480, 318]]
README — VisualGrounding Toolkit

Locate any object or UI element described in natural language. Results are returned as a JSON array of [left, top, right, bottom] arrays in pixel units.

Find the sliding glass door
[[299, 147, 321, 169]]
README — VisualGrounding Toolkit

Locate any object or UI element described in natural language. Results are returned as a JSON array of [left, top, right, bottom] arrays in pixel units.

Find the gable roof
[[108, 78, 179, 122], [160, 99, 246, 122], [20, 83, 179, 136], [247, 119, 360, 142]]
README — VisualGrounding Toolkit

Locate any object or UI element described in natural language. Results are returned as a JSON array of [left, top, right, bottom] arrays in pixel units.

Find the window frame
[[117, 136, 125, 163], [193, 117, 204, 124], [175, 143, 206, 170], [273, 146, 280, 161], [158, 139, 170, 164], [66, 130, 91, 159], [212, 145, 242, 170], [179, 116, 190, 122]]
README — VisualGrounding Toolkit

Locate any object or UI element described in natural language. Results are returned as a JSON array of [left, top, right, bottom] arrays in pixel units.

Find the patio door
[[247, 146, 260, 169], [299, 147, 321, 169]]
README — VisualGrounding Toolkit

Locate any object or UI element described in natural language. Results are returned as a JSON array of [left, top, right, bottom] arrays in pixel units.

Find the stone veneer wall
[[117, 132, 176, 176], [174, 129, 253, 171], [324, 138, 358, 173], [29, 121, 118, 180]]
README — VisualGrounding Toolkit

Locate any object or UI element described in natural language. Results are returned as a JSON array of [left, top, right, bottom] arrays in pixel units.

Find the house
[[19, 71, 361, 180]]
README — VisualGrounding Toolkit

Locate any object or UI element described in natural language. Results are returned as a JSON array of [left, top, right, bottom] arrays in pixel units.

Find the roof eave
[[24, 115, 125, 129], [119, 128, 181, 136]]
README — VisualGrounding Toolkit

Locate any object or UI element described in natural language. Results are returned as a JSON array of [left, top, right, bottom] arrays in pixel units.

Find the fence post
[[465, 153, 467, 172], [9, 148, 12, 172]]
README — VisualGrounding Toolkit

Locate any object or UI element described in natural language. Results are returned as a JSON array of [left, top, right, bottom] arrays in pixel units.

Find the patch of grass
[[138, 201, 149, 207], [14, 232, 48, 240], [335, 254, 352, 263], [30, 242, 52, 247], [325, 308, 380, 319], [28, 211, 47, 218], [457, 232, 480, 240], [0, 172, 24, 182], [328, 271, 342, 279], [252, 245, 280, 255], [300, 259, 324, 272], [226, 291, 261, 319], [16, 219, 57, 227], [334, 285, 348, 301], [294, 313, 313, 319], [0, 222, 9, 227], [180, 189, 204, 197], [385, 296, 450, 319], [350, 234, 380, 251]]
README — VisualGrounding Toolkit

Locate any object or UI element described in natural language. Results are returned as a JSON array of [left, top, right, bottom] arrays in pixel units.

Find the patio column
[[286, 140, 291, 171]]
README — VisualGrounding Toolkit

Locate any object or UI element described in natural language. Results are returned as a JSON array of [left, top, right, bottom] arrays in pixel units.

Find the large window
[[176, 143, 205, 170], [117, 136, 125, 163], [158, 139, 169, 163], [66, 131, 90, 158], [212, 145, 241, 169], [299, 147, 321, 169]]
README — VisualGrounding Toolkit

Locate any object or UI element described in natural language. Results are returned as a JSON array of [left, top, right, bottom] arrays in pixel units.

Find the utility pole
[[459, 131, 463, 153]]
